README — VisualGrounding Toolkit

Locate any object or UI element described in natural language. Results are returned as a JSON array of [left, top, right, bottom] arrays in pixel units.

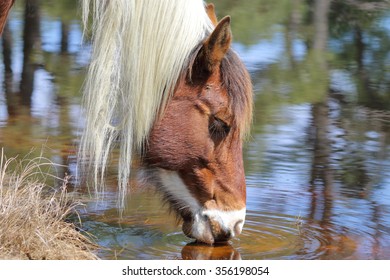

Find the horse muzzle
[[182, 208, 246, 244]]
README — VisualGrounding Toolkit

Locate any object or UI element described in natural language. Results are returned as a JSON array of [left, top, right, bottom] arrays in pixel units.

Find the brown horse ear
[[191, 16, 232, 80], [203, 16, 232, 71], [206, 3, 218, 26]]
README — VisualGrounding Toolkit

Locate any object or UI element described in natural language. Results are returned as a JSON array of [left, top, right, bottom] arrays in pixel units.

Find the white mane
[[79, 0, 214, 207]]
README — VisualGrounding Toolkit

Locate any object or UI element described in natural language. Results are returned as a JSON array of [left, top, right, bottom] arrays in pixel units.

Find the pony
[[79, 0, 253, 244]]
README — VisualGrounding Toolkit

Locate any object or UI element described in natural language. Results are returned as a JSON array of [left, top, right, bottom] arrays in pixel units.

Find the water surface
[[1, 0, 390, 259]]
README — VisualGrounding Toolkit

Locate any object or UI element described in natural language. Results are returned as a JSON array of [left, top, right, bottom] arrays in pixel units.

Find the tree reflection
[[1, 0, 42, 116], [216, 0, 390, 258], [1, 24, 16, 116], [20, 0, 41, 109], [0, 0, 81, 169], [60, 20, 69, 54], [330, 0, 390, 109], [304, 0, 336, 259]]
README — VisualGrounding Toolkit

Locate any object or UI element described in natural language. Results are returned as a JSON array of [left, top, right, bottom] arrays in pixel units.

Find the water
[[1, 0, 390, 259]]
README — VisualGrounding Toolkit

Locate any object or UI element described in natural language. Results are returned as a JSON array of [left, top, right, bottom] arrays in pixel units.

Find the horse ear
[[203, 16, 232, 71], [191, 16, 232, 79], [205, 3, 218, 26]]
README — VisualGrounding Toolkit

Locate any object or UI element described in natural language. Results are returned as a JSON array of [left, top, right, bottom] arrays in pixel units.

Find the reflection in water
[[20, 0, 40, 108], [1, 0, 390, 259], [182, 243, 241, 260]]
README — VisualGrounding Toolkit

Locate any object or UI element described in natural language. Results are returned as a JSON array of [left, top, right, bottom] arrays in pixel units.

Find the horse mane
[[79, 0, 214, 207], [220, 50, 253, 139]]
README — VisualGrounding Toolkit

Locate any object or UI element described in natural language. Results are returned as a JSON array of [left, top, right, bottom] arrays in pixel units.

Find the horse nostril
[[224, 230, 232, 240], [214, 229, 232, 242]]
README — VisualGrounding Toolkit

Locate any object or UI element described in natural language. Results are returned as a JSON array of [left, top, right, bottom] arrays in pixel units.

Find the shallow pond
[[1, 0, 390, 259]]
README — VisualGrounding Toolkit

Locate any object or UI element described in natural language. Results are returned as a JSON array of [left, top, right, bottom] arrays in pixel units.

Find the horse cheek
[[145, 105, 211, 169]]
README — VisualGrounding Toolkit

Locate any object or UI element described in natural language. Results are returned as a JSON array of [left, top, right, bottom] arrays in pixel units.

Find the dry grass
[[0, 150, 99, 260]]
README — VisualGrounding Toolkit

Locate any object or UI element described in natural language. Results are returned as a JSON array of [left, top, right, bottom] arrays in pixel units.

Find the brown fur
[[144, 17, 252, 241], [0, 0, 14, 35]]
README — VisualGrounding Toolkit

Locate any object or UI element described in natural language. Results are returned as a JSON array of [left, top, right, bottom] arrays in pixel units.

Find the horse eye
[[209, 116, 231, 140]]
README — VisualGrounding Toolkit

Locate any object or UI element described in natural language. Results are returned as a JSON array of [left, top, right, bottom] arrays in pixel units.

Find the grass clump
[[0, 150, 98, 260]]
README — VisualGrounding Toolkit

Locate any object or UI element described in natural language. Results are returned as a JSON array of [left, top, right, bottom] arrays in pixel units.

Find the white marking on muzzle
[[201, 208, 246, 235], [157, 169, 200, 211], [157, 169, 246, 244]]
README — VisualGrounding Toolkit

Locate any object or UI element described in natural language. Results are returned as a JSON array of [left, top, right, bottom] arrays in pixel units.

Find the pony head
[[80, 0, 252, 244], [144, 17, 252, 244]]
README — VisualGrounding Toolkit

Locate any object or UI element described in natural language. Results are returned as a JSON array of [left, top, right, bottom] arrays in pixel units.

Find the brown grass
[[0, 150, 99, 260]]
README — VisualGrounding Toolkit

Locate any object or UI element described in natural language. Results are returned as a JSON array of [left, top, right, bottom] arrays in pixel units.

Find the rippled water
[[1, 1, 390, 259], [77, 102, 390, 259]]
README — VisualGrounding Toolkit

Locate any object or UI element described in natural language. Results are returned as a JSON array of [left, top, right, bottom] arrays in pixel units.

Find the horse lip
[[192, 231, 215, 245]]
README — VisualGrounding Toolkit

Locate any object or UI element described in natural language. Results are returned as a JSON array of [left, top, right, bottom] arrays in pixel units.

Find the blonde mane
[[79, 0, 214, 207]]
